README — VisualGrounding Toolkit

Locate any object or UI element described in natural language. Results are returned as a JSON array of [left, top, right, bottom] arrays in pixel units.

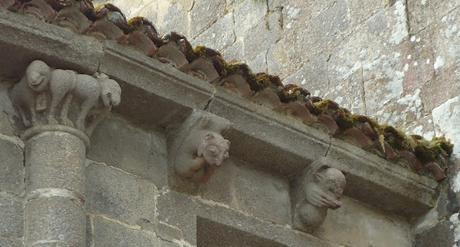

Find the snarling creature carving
[[9, 60, 121, 133], [170, 110, 231, 182], [293, 158, 346, 233]]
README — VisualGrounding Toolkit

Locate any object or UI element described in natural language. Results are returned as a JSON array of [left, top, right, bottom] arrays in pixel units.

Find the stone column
[[9, 60, 121, 247]]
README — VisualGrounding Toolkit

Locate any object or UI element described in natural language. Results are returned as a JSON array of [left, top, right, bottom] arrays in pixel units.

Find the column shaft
[[24, 131, 86, 247]]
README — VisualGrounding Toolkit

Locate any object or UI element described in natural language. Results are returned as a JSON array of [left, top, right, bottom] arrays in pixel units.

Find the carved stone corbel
[[169, 110, 231, 183], [9, 60, 121, 246], [292, 157, 346, 233]]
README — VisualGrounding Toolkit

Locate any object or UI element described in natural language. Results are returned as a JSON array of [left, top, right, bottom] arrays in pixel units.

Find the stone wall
[[0, 6, 458, 246], [92, 0, 460, 244], [93, 0, 460, 147]]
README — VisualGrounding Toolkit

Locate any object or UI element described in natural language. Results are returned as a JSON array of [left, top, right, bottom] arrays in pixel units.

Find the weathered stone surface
[[407, 0, 436, 33], [25, 131, 86, 194], [247, 51, 268, 73], [432, 97, 460, 157], [0, 10, 103, 77], [241, 7, 282, 61], [91, 216, 159, 247], [319, 197, 412, 247], [0, 134, 24, 195], [197, 217, 288, 247], [199, 159, 291, 225], [157, 190, 331, 247], [189, 0, 226, 38], [0, 82, 18, 136], [414, 220, 456, 247], [233, 0, 268, 37], [89, 116, 167, 187], [156, 0, 189, 35], [0, 194, 23, 239], [192, 13, 235, 51], [0, 237, 22, 247], [86, 162, 157, 226], [25, 197, 85, 246]]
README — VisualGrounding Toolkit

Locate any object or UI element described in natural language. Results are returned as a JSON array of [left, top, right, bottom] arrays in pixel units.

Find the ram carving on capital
[[292, 158, 346, 233], [9, 60, 121, 142], [170, 110, 231, 183]]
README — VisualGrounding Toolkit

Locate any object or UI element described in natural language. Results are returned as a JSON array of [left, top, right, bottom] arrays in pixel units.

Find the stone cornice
[[0, 10, 438, 218]]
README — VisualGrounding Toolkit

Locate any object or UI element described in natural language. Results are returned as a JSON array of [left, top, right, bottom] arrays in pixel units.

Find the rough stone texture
[[1, 6, 459, 246], [199, 159, 291, 225], [0, 238, 23, 247], [0, 80, 18, 136], [90, 216, 159, 247], [0, 134, 24, 195], [25, 131, 86, 194], [192, 13, 236, 52], [89, 116, 168, 187], [414, 220, 456, 247], [0, 194, 23, 239], [86, 162, 157, 226], [318, 197, 412, 247], [25, 197, 85, 246]]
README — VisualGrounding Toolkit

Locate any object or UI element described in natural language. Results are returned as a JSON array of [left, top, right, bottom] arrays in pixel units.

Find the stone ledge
[[0, 11, 438, 218]]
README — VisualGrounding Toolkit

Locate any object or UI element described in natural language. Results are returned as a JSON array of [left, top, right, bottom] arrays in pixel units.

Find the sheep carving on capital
[[170, 110, 231, 182], [292, 158, 346, 233], [9, 60, 121, 135]]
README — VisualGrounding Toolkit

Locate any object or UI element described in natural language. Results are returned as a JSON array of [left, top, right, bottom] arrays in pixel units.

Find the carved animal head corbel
[[292, 157, 346, 233], [169, 110, 231, 184]]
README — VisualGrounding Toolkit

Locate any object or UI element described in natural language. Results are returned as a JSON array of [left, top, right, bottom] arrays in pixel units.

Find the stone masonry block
[[0, 134, 24, 195], [234, 0, 268, 37], [192, 13, 236, 51], [199, 159, 291, 225], [415, 220, 456, 247], [25, 131, 86, 194], [24, 197, 85, 246], [86, 162, 157, 226], [91, 216, 159, 247], [0, 238, 22, 247], [0, 194, 23, 239], [189, 0, 226, 38], [89, 116, 168, 187]]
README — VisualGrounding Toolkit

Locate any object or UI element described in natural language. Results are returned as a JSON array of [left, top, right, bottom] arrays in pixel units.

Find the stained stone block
[[234, 0, 268, 37], [25, 131, 86, 194], [192, 13, 235, 51], [0, 238, 23, 247], [92, 216, 159, 247], [159, 240, 181, 247], [0, 135, 24, 195], [0, 194, 23, 238], [414, 221, 456, 247], [189, 0, 226, 38], [24, 197, 85, 246], [242, 10, 282, 61], [89, 116, 168, 187], [199, 160, 291, 225], [86, 162, 157, 226]]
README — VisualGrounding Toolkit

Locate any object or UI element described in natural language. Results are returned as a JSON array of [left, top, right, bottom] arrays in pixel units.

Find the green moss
[[223, 62, 257, 88], [278, 84, 311, 103], [379, 125, 414, 151], [412, 136, 453, 164]]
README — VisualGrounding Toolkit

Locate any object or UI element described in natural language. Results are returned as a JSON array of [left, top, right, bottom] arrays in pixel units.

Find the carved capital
[[170, 110, 231, 182], [9, 60, 121, 144], [292, 157, 346, 233]]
